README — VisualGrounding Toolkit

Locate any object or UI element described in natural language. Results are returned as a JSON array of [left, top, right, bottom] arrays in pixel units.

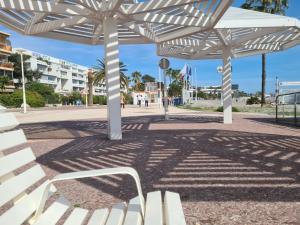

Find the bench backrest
[[0, 109, 56, 225]]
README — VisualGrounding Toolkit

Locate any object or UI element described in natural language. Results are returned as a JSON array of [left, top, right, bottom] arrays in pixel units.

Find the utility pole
[[18, 49, 27, 113]]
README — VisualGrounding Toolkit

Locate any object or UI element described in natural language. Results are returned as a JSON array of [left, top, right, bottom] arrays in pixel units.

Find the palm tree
[[131, 71, 142, 91], [166, 68, 181, 84], [241, 0, 288, 106], [93, 58, 129, 89], [87, 70, 94, 106]]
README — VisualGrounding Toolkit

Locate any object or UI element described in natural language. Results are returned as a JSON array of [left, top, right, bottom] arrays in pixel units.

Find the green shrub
[[0, 90, 45, 107], [47, 93, 61, 104], [26, 82, 61, 104], [124, 93, 133, 104], [216, 106, 239, 112], [246, 96, 260, 105], [93, 95, 107, 105]]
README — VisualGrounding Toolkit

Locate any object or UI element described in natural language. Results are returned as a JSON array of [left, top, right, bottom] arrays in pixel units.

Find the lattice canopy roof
[[158, 7, 300, 59], [0, 0, 232, 45]]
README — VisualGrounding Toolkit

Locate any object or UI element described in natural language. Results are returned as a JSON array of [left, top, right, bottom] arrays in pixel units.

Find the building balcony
[[72, 83, 85, 88], [0, 61, 14, 71], [40, 79, 57, 85], [0, 43, 12, 54]]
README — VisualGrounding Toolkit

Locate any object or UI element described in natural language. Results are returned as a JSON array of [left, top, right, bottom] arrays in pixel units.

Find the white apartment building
[[13, 48, 106, 96]]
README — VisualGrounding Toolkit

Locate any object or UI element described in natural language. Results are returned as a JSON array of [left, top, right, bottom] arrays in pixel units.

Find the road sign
[[159, 58, 170, 70]]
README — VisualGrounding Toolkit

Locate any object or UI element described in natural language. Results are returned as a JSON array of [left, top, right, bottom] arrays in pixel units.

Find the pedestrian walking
[[137, 94, 142, 107], [145, 95, 149, 107], [120, 94, 125, 109]]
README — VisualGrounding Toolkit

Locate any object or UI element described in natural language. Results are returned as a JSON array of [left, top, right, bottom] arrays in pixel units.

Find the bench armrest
[[33, 167, 145, 221]]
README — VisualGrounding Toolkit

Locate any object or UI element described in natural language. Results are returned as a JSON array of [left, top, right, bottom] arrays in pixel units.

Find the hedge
[[93, 95, 107, 105], [0, 90, 45, 107]]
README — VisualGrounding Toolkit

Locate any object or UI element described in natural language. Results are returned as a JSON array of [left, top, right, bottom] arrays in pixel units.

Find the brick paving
[[15, 106, 300, 225]]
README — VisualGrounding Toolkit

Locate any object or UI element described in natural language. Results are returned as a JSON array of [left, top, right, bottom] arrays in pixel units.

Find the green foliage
[[216, 106, 240, 112], [0, 76, 9, 91], [26, 82, 61, 104], [69, 91, 82, 102], [241, 0, 288, 15], [168, 82, 182, 97], [8, 53, 42, 85], [131, 71, 143, 91], [246, 96, 261, 105], [166, 68, 181, 84], [123, 93, 133, 104], [0, 90, 45, 107], [93, 95, 107, 105], [93, 58, 129, 89]]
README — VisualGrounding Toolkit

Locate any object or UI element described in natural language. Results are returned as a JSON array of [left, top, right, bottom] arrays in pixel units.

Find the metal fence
[[276, 92, 300, 127]]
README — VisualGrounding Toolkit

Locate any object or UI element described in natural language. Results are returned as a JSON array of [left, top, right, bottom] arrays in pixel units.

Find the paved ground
[[14, 105, 300, 225]]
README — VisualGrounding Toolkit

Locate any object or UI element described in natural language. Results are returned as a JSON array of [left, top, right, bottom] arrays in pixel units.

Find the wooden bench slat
[[33, 197, 70, 225], [63, 208, 89, 225], [0, 113, 19, 131], [105, 202, 126, 225], [123, 196, 142, 225], [0, 129, 27, 152], [164, 191, 187, 225], [144, 191, 163, 225], [0, 147, 35, 178], [0, 165, 45, 207], [0, 181, 57, 225], [87, 209, 109, 225]]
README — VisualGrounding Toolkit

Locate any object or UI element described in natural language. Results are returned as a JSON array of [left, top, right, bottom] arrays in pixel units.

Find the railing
[[0, 61, 14, 69], [276, 91, 300, 127], [0, 43, 12, 52]]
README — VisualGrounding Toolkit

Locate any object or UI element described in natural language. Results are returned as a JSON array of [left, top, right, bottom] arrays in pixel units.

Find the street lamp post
[[159, 58, 170, 120], [217, 66, 223, 107], [19, 50, 27, 113]]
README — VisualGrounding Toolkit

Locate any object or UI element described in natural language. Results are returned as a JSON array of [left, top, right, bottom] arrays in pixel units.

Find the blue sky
[[0, 0, 299, 94]]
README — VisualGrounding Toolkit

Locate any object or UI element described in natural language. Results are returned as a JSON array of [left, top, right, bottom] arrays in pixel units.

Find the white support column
[[103, 17, 122, 140], [222, 47, 232, 124]]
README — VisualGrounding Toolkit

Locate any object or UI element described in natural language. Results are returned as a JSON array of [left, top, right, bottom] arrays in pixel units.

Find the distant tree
[[241, 0, 288, 106], [168, 82, 182, 97], [166, 68, 181, 84], [131, 71, 142, 91], [93, 58, 129, 89], [142, 74, 155, 83], [8, 53, 42, 86]]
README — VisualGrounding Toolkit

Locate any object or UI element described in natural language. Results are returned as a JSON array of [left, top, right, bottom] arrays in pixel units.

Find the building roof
[[0, 0, 232, 45], [0, 30, 10, 37], [157, 7, 300, 59]]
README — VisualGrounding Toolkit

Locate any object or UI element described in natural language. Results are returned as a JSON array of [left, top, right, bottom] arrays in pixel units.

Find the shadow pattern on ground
[[21, 115, 300, 202]]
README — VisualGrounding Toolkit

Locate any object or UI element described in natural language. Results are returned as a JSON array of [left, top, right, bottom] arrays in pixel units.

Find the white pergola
[[158, 7, 300, 124], [0, 0, 233, 140]]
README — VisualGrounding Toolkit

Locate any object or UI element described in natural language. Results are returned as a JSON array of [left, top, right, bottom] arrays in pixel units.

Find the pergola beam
[[124, 0, 202, 15], [0, 0, 91, 16], [26, 16, 89, 35]]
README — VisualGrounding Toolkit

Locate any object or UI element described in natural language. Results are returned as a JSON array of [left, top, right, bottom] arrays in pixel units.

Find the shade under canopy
[[0, 0, 233, 140], [157, 7, 300, 125], [157, 7, 300, 59], [0, 0, 232, 45]]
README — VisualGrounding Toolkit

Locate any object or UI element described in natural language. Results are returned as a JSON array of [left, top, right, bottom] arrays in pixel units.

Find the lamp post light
[[217, 66, 223, 107], [159, 58, 170, 120], [18, 49, 27, 113]]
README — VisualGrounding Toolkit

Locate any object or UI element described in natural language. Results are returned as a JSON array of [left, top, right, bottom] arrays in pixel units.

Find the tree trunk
[[261, 53, 266, 107], [88, 73, 93, 106]]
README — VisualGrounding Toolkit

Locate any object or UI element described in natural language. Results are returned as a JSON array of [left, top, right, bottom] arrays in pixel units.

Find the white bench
[[0, 108, 187, 225]]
